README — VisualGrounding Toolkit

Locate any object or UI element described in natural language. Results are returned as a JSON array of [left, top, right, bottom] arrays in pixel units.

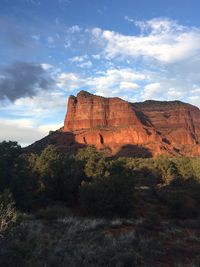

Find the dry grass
[[1, 212, 200, 267]]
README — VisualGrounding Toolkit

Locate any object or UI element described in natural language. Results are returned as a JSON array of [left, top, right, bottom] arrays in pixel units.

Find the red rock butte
[[60, 90, 200, 157], [28, 90, 200, 157]]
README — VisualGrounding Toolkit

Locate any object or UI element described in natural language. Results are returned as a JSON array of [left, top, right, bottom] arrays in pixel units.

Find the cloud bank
[[91, 18, 200, 63]]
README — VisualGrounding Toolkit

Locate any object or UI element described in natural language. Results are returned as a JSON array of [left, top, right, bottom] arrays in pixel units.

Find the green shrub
[[191, 157, 200, 180], [26, 145, 85, 204], [175, 157, 195, 180], [76, 146, 108, 178], [154, 156, 178, 184], [80, 171, 135, 217]]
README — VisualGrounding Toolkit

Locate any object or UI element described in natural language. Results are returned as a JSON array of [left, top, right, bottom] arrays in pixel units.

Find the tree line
[[1, 140, 200, 220]]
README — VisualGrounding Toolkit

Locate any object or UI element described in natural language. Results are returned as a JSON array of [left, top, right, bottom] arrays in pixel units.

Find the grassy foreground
[[1, 210, 200, 267]]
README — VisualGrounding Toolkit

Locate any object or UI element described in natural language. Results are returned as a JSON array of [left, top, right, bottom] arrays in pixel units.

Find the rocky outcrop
[[27, 91, 200, 157], [61, 91, 200, 157]]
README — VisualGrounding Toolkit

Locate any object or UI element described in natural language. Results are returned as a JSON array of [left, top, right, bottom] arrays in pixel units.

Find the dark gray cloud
[[0, 62, 54, 101]]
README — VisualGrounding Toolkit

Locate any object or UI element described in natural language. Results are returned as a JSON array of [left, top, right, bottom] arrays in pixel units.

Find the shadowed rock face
[[133, 100, 200, 141], [62, 91, 200, 157]]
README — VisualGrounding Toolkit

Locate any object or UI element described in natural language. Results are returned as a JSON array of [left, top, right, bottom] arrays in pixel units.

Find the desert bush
[[122, 157, 161, 186], [0, 189, 17, 233], [191, 157, 200, 180], [76, 146, 108, 178], [80, 169, 135, 217], [26, 145, 85, 204], [175, 157, 195, 180], [154, 156, 178, 184]]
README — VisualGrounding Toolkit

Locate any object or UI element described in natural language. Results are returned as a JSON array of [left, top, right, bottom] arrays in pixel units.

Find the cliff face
[[133, 100, 200, 146], [61, 91, 200, 157], [64, 91, 145, 131]]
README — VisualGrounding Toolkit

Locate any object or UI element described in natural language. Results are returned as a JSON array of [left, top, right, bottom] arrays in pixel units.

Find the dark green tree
[[0, 141, 22, 192], [76, 146, 108, 178], [27, 145, 85, 203], [80, 166, 135, 217]]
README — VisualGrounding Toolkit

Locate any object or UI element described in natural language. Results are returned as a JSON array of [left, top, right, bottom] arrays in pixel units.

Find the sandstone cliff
[[64, 91, 145, 131], [62, 91, 200, 157], [27, 91, 200, 157]]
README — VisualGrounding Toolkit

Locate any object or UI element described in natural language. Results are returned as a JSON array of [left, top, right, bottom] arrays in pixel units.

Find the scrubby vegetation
[[80, 170, 135, 217], [1, 140, 200, 266], [0, 189, 17, 233]]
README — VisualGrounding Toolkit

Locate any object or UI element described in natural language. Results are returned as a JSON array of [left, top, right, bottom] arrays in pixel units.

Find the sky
[[1, 0, 200, 146]]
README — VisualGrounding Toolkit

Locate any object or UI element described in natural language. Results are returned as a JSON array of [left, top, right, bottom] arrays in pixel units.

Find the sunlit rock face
[[62, 91, 200, 157], [64, 90, 144, 131], [27, 91, 200, 157]]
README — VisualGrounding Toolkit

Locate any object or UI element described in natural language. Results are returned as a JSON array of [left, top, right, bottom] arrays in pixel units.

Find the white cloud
[[39, 123, 62, 132], [67, 25, 82, 33], [187, 95, 200, 107], [14, 91, 66, 113], [124, 16, 134, 23], [91, 27, 102, 38], [191, 87, 200, 93], [92, 54, 101, 60], [0, 86, 67, 130], [90, 19, 200, 63], [143, 83, 162, 99], [56, 72, 83, 91], [70, 55, 87, 63], [87, 19, 200, 105], [0, 118, 62, 147], [69, 55, 92, 68], [135, 18, 185, 34], [86, 68, 146, 97], [79, 61, 92, 68], [167, 88, 184, 98], [120, 82, 139, 90], [140, 72, 196, 102], [40, 63, 53, 70]]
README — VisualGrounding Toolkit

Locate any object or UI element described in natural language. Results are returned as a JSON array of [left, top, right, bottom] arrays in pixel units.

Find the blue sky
[[1, 0, 200, 146]]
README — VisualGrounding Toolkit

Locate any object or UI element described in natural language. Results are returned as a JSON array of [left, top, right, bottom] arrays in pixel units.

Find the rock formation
[[27, 90, 200, 157], [61, 91, 200, 157]]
